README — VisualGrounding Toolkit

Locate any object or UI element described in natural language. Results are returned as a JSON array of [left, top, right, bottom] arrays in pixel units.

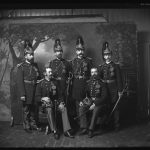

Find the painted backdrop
[[0, 22, 137, 122]]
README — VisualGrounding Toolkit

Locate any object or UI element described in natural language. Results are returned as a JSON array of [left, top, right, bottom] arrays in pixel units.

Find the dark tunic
[[17, 61, 40, 104], [35, 78, 61, 104], [86, 77, 107, 106], [49, 58, 71, 103], [71, 56, 93, 101], [98, 61, 123, 103]]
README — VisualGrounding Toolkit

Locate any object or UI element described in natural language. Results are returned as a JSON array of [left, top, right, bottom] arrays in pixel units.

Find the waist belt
[[24, 80, 35, 84], [74, 75, 86, 79], [56, 77, 62, 80], [103, 80, 115, 83]]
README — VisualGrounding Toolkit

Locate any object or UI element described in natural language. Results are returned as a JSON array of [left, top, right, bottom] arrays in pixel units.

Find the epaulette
[[17, 62, 24, 68], [86, 57, 92, 60], [36, 79, 44, 84], [99, 63, 105, 67], [86, 79, 90, 83], [115, 62, 120, 65], [66, 59, 72, 62], [48, 59, 54, 63]]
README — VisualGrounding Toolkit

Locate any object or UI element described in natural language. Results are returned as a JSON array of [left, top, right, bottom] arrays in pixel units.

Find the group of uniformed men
[[17, 36, 123, 139]]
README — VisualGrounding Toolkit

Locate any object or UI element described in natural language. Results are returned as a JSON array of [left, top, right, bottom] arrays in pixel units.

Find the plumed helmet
[[102, 41, 112, 56], [24, 46, 34, 55], [24, 39, 32, 49], [76, 36, 84, 50], [24, 39, 33, 55], [53, 39, 63, 52]]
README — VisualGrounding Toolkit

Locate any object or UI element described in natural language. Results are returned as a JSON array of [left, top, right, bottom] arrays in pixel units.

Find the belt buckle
[[79, 76, 83, 79], [57, 77, 62, 80], [92, 97, 96, 101]]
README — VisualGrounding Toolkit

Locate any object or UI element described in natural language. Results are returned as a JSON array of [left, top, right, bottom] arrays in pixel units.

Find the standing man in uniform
[[49, 39, 72, 106], [98, 41, 123, 131], [48, 39, 74, 138], [17, 42, 41, 133], [78, 67, 108, 138], [35, 65, 74, 139], [71, 36, 93, 133]]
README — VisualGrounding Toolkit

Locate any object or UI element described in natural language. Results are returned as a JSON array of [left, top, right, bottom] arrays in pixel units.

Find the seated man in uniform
[[35, 65, 74, 140], [78, 67, 108, 138]]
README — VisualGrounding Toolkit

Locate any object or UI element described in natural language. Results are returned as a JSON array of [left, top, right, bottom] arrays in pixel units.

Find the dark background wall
[[0, 9, 149, 123]]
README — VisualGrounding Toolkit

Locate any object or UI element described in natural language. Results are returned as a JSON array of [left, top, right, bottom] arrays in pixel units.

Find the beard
[[91, 74, 98, 80], [78, 53, 84, 58], [56, 54, 62, 59], [27, 58, 34, 63]]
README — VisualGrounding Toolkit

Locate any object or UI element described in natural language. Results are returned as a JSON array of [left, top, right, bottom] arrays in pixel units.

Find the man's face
[[45, 68, 53, 79], [91, 68, 98, 77], [103, 53, 112, 61], [25, 53, 34, 62], [76, 49, 84, 58], [55, 51, 63, 59]]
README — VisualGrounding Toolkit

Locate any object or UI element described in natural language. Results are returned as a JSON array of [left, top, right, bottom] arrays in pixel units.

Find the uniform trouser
[[22, 103, 37, 129], [46, 106, 71, 133], [110, 102, 120, 128], [79, 104, 102, 130], [46, 107, 56, 132]]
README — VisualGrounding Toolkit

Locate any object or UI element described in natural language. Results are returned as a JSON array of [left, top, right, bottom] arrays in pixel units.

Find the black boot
[[79, 128, 88, 135], [64, 130, 74, 138], [88, 129, 94, 138], [53, 131, 59, 140]]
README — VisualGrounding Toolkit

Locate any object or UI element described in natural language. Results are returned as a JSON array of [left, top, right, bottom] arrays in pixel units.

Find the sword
[[74, 109, 91, 120], [106, 83, 128, 124]]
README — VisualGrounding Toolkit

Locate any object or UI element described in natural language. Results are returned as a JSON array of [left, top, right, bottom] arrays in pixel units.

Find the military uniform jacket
[[86, 77, 107, 106], [49, 58, 71, 80], [49, 58, 71, 102], [17, 61, 40, 104], [71, 56, 93, 101], [35, 78, 63, 104], [98, 61, 123, 92]]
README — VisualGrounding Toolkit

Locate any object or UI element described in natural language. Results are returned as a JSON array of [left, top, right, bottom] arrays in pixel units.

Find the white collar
[[106, 61, 111, 64], [25, 60, 31, 64]]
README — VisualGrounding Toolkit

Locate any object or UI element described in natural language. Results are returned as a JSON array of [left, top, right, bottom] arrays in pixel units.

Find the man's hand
[[58, 102, 65, 112], [41, 97, 50, 103], [89, 103, 95, 110], [20, 96, 26, 101], [79, 101, 84, 107], [118, 92, 123, 99]]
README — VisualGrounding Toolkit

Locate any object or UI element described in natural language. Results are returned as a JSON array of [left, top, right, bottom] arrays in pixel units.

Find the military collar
[[55, 58, 64, 61], [76, 56, 85, 60], [44, 77, 51, 82], [25, 60, 31, 64], [105, 60, 112, 64]]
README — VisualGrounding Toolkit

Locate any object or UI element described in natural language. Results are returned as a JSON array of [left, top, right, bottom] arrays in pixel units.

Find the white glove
[[20, 96, 26, 101], [41, 97, 50, 103], [89, 103, 95, 110], [58, 102, 65, 112], [79, 101, 84, 107]]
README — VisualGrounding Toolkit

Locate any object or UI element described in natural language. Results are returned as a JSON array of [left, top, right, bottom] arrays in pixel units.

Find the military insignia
[[95, 90, 100, 93], [83, 62, 87, 67], [84, 67, 87, 71], [17, 62, 24, 68], [95, 84, 100, 88], [62, 69, 66, 73], [110, 66, 114, 72], [33, 66, 38, 71], [110, 72, 114, 76], [53, 90, 56, 95], [52, 85, 56, 90]]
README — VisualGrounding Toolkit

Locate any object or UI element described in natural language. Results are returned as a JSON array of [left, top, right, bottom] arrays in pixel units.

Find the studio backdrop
[[0, 19, 137, 124]]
